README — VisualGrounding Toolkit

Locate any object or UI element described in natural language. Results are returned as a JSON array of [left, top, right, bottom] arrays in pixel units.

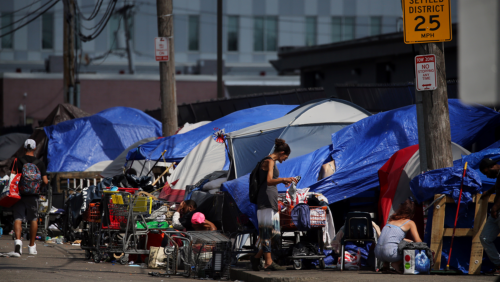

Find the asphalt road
[[0, 236, 499, 282]]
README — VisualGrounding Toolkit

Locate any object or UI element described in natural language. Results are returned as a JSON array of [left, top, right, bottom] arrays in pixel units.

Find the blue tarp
[[309, 99, 500, 204], [45, 107, 162, 172], [410, 166, 482, 211], [126, 105, 297, 162], [222, 99, 500, 228]]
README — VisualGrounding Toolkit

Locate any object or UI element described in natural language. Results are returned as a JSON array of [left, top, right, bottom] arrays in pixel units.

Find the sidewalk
[[0, 236, 497, 281]]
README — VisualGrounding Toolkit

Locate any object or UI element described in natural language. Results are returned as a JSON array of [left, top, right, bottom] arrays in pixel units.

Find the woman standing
[[375, 198, 422, 274], [251, 139, 297, 271]]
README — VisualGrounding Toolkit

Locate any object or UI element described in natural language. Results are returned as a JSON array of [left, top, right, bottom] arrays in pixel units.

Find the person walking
[[12, 139, 48, 255], [251, 138, 296, 271]]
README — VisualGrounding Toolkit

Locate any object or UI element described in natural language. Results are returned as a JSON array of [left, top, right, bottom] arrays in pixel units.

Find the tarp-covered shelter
[[86, 137, 160, 177], [0, 104, 90, 177], [45, 107, 162, 172], [378, 142, 470, 228], [126, 105, 297, 162], [308, 99, 500, 204], [222, 99, 500, 228], [227, 98, 371, 179], [0, 133, 30, 161]]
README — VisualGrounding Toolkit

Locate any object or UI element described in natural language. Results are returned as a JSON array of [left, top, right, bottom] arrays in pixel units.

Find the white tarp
[[176, 121, 211, 135]]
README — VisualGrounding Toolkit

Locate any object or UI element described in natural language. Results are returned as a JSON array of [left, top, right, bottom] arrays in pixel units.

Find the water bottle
[[0, 226, 3, 238]]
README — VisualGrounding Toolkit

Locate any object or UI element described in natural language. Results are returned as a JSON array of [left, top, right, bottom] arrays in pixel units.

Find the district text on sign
[[155, 37, 169, 62], [415, 54, 437, 91], [402, 0, 452, 44]]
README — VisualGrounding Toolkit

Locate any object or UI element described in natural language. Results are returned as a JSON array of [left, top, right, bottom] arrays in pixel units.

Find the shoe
[[486, 266, 500, 276], [28, 244, 37, 255], [250, 256, 260, 271], [264, 261, 286, 271], [14, 239, 22, 255]]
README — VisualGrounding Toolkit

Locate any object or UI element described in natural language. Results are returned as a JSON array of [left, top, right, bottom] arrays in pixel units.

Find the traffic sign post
[[415, 54, 437, 91], [402, 0, 452, 44], [155, 37, 169, 62]]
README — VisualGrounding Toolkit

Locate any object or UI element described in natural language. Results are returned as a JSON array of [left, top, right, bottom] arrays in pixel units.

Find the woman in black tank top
[[251, 139, 297, 271]]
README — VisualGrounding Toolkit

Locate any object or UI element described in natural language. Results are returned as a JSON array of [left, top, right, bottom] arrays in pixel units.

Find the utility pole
[[418, 43, 453, 170], [63, 0, 76, 105], [156, 0, 177, 136], [216, 0, 223, 98], [118, 4, 136, 74], [401, 0, 453, 171]]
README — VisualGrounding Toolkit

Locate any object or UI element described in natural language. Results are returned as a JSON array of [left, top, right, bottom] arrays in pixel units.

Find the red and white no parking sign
[[415, 54, 437, 91]]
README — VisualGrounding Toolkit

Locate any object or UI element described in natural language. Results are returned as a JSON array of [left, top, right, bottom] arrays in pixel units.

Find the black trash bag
[[292, 242, 320, 257]]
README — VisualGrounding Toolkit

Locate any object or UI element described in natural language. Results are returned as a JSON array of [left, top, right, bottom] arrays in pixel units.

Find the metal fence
[[145, 88, 329, 126], [335, 80, 458, 113]]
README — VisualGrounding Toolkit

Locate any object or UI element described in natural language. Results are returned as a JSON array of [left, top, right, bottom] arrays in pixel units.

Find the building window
[[254, 17, 278, 52], [370, 16, 382, 36], [343, 17, 355, 40], [227, 16, 238, 51], [305, 17, 317, 46], [1, 13, 13, 49], [265, 17, 277, 51], [331, 17, 342, 43], [42, 13, 54, 49], [188, 15, 199, 51]]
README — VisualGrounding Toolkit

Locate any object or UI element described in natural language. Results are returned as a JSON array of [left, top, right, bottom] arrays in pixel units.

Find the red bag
[[0, 159, 22, 208]]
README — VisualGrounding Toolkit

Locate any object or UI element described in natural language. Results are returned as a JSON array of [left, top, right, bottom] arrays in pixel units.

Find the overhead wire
[[74, 0, 103, 21], [0, 0, 60, 38], [76, 0, 118, 42], [0, 0, 59, 30], [1, 0, 43, 17]]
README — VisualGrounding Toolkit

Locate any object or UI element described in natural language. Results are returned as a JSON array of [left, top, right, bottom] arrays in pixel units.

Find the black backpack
[[249, 157, 270, 204]]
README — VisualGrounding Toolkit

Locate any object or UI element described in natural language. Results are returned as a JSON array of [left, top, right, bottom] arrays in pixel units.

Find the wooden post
[[63, 0, 75, 105], [469, 194, 491, 274], [418, 42, 453, 171], [430, 194, 446, 270], [156, 0, 178, 136]]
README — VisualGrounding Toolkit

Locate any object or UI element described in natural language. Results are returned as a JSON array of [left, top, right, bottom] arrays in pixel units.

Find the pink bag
[[0, 159, 22, 208]]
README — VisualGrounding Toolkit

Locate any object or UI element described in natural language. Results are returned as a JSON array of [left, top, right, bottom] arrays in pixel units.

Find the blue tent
[[222, 99, 500, 228], [126, 105, 297, 162], [45, 107, 162, 172], [310, 99, 500, 204]]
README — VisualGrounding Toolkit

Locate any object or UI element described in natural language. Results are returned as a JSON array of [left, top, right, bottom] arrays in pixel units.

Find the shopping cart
[[190, 231, 232, 280], [279, 203, 328, 270]]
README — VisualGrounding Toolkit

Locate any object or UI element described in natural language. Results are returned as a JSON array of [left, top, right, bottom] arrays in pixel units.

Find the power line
[[75, 0, 103, 21], [0, 0, 43, 17], [1, 0, 59, 30], [0, 0, 59, 38], [76, 0, 118, 42]]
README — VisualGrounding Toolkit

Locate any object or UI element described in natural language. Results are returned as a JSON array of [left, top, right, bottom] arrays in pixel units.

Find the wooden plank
[[443, 228, 474, 237], [469, 193, 490, 275], [471, 194, 496, 204], [56, 171, 102, 179], [430, 194, 447, 270]]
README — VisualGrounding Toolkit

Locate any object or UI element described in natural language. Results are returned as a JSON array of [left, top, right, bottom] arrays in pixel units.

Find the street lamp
[[18, 104, 26, 126]]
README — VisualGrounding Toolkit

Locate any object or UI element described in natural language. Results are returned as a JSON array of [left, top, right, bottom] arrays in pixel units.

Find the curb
[[230, 268, 321, 282]]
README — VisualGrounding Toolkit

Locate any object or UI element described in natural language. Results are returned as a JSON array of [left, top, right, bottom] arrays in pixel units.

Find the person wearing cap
[[12, 139, 48, 256], [191, 212, 217, 231]]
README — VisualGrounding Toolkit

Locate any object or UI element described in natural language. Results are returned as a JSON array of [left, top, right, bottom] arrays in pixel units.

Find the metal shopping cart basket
[[189, 231, 232, 280]]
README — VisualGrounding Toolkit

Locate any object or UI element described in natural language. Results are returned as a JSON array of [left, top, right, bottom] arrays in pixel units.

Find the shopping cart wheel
[[93, 251, 102, 263], [319, 258, 326, 269], [85, 250, 91, 260], [293, 259, 302, 270], [119, 255, 128, 265]]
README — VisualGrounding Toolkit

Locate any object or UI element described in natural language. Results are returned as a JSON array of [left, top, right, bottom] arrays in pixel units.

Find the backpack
[[18, 157, 42, 195], [249, 157, 271, 204]]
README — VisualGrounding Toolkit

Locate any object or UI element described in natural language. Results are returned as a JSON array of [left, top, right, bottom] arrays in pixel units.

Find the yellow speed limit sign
[[402, 0, 452, 44]]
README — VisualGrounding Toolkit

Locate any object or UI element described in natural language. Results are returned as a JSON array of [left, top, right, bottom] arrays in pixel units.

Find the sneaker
[[28, 244, 37, 255], [486, 266, 500, 276], [264, 261, 286, 271], [14, 239, 22, 255]]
